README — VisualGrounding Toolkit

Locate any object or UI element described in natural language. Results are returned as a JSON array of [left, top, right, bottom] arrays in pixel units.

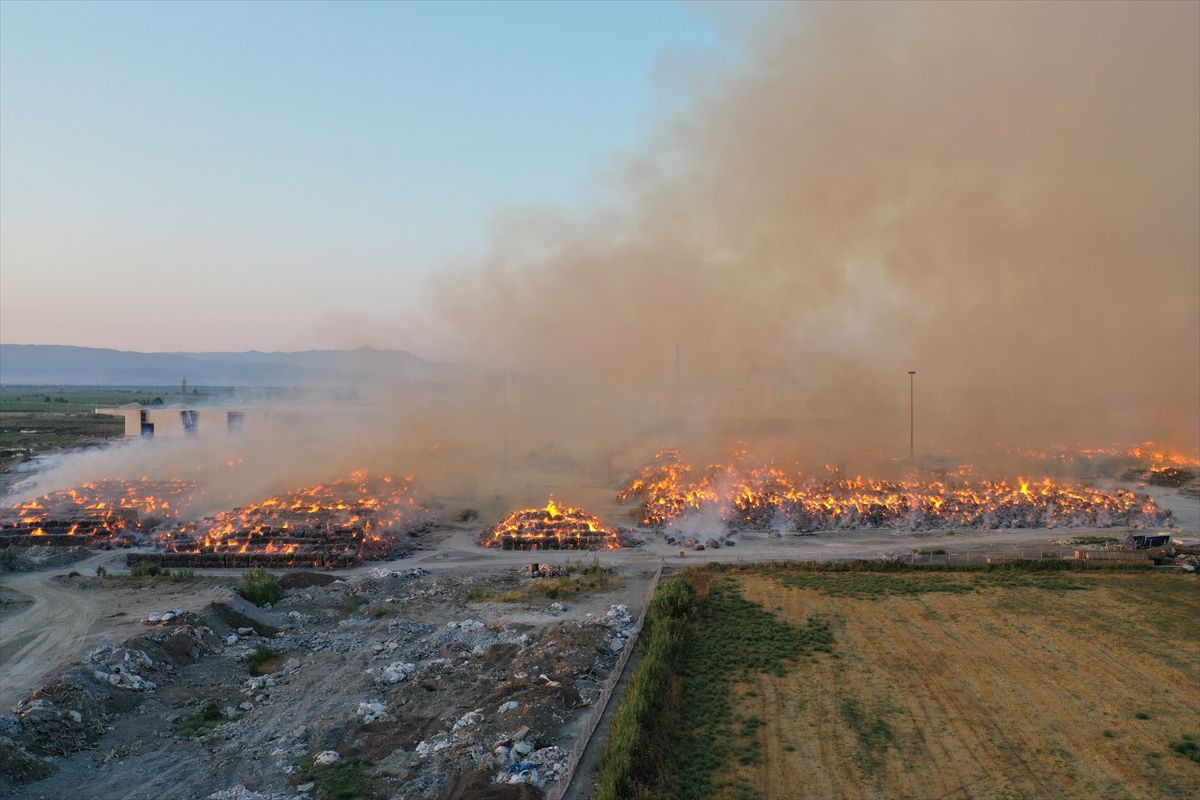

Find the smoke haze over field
[[434, 1, 1200, 461], [5, 2, 1199, 510]]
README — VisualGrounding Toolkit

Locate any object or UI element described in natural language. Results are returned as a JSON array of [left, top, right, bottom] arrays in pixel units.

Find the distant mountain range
[[0, 344, 455, 386]]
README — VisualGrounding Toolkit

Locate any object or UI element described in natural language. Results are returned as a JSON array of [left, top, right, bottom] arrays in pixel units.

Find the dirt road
[[0, 552, 232, 704]]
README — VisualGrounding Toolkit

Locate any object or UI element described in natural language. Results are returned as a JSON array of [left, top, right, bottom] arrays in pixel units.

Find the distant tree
[[150, 397, 164, 406]]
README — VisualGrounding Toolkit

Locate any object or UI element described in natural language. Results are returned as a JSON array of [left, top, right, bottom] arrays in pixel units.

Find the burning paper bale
[[1, 479, 195, 548], [136, 471, 433, 568], [482, 499, 620, 550], [619, 452, 1174, 532]]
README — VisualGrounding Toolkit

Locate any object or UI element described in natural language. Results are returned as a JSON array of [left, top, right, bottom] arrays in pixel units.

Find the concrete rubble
[[1, 565, 642, 799]]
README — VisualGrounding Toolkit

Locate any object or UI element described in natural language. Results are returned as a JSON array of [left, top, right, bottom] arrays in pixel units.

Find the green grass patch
[[120, 564, 197, 582], [840, 696, 898, 775], [237, 568, 283, 606], [296, 755, 382, 799], [1170, 734, 1200, 764], [247, 644, 281, 676], [130, 562, 162, 577], [1069, 535, 1123, 546], [706, 559, 1153, 576], [178, 702, 226, 737], [667, 581, 833, 799], [467, 561, 621, 603], [771, 567, 1093, 599], [598, 577, 834, 800]]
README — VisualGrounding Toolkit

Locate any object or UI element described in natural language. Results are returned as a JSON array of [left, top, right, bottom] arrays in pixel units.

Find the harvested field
[[727, 568, 1200, 800], [605, 565, 1200, 800]]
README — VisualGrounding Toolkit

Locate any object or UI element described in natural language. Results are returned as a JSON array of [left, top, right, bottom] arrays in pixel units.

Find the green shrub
[[237, 568, 282, 606], [595, 577, 695, 800], [1, 549, 17, 570], [1170, 734, 1200, 763], [130, 562, 161, 577], [297, 755, 380, 799], [466, 561, 621, 604], [247, 644, 281, 676], [178, 703, 225, 737]]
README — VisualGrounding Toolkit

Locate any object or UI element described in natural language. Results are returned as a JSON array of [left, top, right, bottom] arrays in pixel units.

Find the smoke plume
[[433, 1, 1200, 467], [6, 2, 1198, 511]]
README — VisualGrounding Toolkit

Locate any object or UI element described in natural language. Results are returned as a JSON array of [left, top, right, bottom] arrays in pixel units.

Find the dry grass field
[[715, 570, 1200, 800]]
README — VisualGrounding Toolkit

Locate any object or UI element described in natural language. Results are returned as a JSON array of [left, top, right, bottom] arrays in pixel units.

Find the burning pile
[[618, 451, 1173, 532], [143, 471, 433, 568], [483, 499, 620, 550], [1021, 442, 1200, 470], [1, 479, 195, 547]]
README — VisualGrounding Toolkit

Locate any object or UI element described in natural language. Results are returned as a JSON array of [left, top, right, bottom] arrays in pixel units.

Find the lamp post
[[908, 370, 916, 464]]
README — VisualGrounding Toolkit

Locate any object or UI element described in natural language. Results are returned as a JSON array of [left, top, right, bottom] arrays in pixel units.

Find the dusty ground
[[1, 553, 234, 703], [723, 571, 1200, 800]]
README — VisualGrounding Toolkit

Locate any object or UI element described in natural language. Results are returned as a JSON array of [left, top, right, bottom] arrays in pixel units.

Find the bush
[[595, 577, 695, 800], [1, 549, 17, 570], [130, 562, 161, 577], [178, 703, 226, 737], [237, 568, 282, 606], [297, 755, 380, 799], [1170, 734, 1200, 763], [247, 644, 281, 676]]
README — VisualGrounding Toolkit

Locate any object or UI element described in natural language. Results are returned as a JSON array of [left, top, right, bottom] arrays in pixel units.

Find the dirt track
[[0, 552, 233, 703]]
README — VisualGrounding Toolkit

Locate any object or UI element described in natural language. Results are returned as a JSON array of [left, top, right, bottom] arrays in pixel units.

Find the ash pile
[[482, 500, 622, 551]]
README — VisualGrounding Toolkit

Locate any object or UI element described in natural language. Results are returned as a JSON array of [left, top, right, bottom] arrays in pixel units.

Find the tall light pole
[[908, 370, 916, 464]]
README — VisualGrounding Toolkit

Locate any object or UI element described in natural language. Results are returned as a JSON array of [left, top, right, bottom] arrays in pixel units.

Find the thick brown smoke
[[433, 1, 1200, 468], [7, 2, 1196, 513]]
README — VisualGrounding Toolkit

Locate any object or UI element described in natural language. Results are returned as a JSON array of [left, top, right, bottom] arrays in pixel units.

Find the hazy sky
[[0, 0, 728, 354]]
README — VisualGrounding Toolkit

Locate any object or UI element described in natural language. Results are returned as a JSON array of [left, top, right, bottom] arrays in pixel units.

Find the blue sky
[[0, 0, 730, 352]]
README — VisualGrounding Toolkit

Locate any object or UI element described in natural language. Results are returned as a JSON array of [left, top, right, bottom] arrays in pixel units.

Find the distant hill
[[0, 344, 455, 386]]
